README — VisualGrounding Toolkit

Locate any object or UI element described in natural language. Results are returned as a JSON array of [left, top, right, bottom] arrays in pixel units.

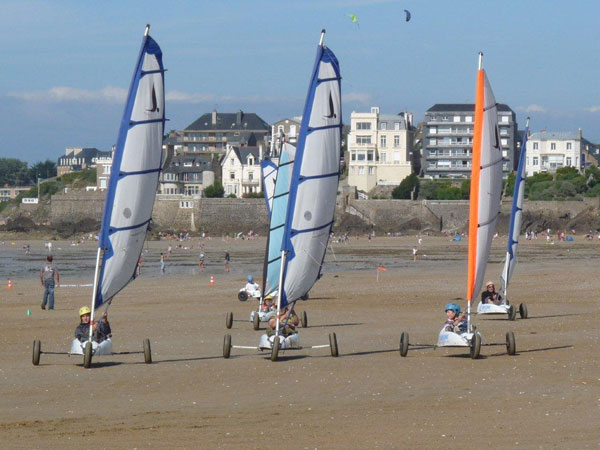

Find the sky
[[1, 0, 599, 163]]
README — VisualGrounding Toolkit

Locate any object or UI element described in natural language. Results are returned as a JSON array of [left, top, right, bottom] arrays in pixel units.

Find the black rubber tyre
[[226, 312, 233, 329], [83, 342, 93, 368], [470, 333, 481, 359], [399, 332, 409, 357], [252, 313, 260, 330], [143, 338, 152, 364], [238, 291, 248, 302], [301, 311, 308, 328], [329, 332, 339, 357], [300, 293, 309, 301], [223, 334, 231, 359], [508, 305, 517, 321], [506, 331, 516, 355], [271, 336, 280, 362], [32, 340, 41, 366], [519, 303, 528, 319]]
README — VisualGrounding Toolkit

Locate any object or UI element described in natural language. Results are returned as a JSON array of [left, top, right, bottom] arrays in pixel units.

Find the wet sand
[[1, 236, 598, 449]]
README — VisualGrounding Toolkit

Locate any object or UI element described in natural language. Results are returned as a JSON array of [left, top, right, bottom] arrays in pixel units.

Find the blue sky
[[1, 0, 599, 163]]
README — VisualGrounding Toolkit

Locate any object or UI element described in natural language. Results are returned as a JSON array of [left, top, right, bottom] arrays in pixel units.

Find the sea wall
[[48, 189, 600, 234]]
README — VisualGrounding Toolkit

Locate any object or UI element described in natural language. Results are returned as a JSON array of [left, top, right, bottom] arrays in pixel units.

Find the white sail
[[260, 159, 278, 217], [467, 57, 503, 304], [94, 31, 165, 309], [280, 41, 341, 306]]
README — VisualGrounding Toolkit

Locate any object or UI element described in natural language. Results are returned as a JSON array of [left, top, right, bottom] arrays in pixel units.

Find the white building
[[347, 107, 414, 193], [525, 130, 583, 176], [271, 117, 302, 157], [221, 145, 264, 197], [95, 153, 113, 190]]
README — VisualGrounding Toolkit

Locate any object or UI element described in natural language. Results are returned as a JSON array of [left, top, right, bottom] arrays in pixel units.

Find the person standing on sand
[[198, 252, 205, 271], [412, 247, 418, 262], [40, 255, 60, 310], [167, 244, 172, 258], [224, 251, 230, 273], [160, 253, 166, 273]]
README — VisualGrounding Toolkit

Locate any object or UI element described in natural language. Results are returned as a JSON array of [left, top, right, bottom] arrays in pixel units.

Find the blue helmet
[[247, 275, 254, 282], [444, 303, 461, 315]]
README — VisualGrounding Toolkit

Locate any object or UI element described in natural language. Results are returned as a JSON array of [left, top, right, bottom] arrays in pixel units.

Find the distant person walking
[[40, 255, 60, 310], [199, 252, 205, 271], [160, 253, 166, 273], [167, 244, 172, 258], [224, 251, 230, 273]]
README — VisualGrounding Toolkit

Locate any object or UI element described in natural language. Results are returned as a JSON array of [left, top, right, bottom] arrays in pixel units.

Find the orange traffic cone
[[7, 279, 13, 290], [209, 275, 215, 286]]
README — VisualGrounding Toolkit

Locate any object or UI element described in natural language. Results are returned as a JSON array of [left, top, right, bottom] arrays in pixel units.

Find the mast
[[275, 250, 286, 337], [88, 247, 102, 342]]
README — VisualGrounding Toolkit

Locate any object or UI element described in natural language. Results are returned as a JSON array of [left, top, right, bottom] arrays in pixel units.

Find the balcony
[[427, 153, 471, 159], [432, 141, 473, 148]]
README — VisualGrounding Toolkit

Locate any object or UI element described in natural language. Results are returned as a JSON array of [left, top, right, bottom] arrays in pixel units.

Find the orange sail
[[466, 53, 503, 304]]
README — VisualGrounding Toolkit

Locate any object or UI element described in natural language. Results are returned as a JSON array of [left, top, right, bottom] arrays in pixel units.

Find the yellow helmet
[[79, 306, 91, 316]]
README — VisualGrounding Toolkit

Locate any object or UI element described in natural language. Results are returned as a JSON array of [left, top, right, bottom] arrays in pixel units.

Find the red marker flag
[[377, 265, 387, 271]]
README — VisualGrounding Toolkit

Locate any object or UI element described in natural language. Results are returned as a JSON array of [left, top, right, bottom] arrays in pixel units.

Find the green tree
[[460, 179, 470, 199], [392, 173, 420, 199], [204, 181, 225, 198], [504, 172, 516, 196], [28, 160, 57, 181], [555, 166, 579, 181], [0, 158, 30, 186]]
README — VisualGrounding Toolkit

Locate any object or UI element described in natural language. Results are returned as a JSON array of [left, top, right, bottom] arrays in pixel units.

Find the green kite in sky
[[348, 13, 359, 28]]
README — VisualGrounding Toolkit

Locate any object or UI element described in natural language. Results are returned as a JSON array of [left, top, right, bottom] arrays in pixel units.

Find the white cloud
[[343, 91, 372, 105], [166, 90, 300, 104], [7, 86, 127, 103], [585, 106, 600, 113], [516, 104, 547, 113]]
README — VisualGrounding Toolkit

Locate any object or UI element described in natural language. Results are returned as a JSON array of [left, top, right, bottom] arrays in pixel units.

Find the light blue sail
[[261, 159, 278, 218], [94, 29, 166, 309], [262, 144, 295, 298], [280, 41, 342, 307]]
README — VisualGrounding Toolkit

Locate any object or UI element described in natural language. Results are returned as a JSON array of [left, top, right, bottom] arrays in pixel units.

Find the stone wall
[[48, 189, 600, 235]]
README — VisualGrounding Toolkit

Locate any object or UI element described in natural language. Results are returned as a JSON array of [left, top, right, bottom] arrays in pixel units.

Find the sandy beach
[[1, 236, 598, 449]]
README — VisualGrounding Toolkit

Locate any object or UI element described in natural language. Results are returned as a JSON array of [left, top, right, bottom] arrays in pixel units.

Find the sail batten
[[93, 31, 165, 310]]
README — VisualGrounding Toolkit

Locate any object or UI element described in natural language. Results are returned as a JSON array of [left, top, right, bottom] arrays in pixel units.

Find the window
[[380, 122, 387, 131], [394, 135, 400, 147], [248, 172, 254, 181], [465, 116, 473, 123], [429, 126, 437, 135], [380, 152, 387, 163], [429, 149, 436, 156], [180, 201, 193, 209], [453, 116, 460, 122], [566, 157, 572, 166], [278, 125, 284, 134], [393, 151, 400, 163], [356, 122, 371, 130], [358, 166, 365, 175], [247, 156, 254, 165], [533, 142, 539, 150], [231, 158, 235, 165], [500, 116, 509, 123], [351, 152, 356, 161], [502, 150, 507, 157], [357, 152, 366, 161], [230, 172, 235, 180], [103, 165, 111, 174], [533, 157, 539, 165], [429, 138, 437, 145], [350, 166, 355, 174], [367, 151, 374, 161], [394, 122, 401, 131], [100, 179, 107, 189], [551, 143, 556, 150], [290, 125, 297, 137], [566, 142, 572, 150], [380, 135, 387, 147], [368, 166, 374, 175], [501, 138, 508, 146], [356, 135, 371, 145]]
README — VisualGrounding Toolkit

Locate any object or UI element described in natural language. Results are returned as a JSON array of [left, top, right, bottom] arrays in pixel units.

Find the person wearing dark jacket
[[481, 281, 502, 305], [75, 306, 111, 343]]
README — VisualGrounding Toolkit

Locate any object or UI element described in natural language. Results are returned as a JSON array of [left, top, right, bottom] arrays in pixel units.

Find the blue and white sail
[[261, 143, 296, 298], [93, 26, 165, 310], [499, 118, 529, 297], [279, 31, 341, 307], [261, 159, 278, 218]]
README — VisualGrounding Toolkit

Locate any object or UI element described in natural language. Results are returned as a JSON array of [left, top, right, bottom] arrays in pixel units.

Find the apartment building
[[422, 104, 517, 178], [347, 107, 414, 193]]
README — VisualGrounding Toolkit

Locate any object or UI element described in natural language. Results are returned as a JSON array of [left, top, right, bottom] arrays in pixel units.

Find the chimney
[[259, 144, 263, 162], [578, 128, 582, 140], [211, 109, 217, 125], [236, 109, 243, 125]]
